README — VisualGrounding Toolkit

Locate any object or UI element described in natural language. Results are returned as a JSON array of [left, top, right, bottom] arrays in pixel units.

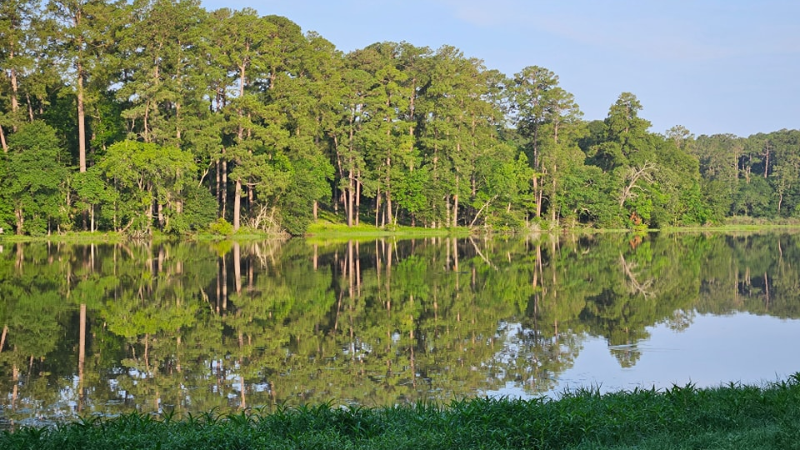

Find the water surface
[[0, 233, 798, 427]]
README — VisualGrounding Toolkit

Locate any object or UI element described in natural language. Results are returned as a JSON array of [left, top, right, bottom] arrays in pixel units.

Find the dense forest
[[1, 0, 799, 236]]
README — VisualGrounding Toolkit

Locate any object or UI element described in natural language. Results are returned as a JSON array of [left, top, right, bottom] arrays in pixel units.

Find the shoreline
[[4, 223, 800, 244], [3, 222, 800, 244]]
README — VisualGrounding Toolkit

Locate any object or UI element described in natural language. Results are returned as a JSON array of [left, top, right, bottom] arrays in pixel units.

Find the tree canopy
[[0, 0, 796, 235]]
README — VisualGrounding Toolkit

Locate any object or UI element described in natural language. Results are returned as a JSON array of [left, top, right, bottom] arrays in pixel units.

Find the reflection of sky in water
[[485, 312, 800, 399]]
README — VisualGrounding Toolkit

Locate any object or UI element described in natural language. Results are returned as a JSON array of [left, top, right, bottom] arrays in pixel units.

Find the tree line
[[1, 0, 798, 236]]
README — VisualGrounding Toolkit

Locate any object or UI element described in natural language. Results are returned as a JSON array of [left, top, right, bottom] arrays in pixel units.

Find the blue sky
[[201, 0, 800, 137]]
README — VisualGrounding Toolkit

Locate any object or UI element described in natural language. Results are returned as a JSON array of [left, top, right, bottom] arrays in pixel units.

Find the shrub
[[209, 218, 234, 236]]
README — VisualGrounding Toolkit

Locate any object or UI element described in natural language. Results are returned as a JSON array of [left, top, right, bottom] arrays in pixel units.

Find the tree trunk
[[9, 51, 19, 119], [445, 195, 451, 229], [375, 187, 380, 227], [453, 193, 459, 228], [0, 325, 7, 353], [25, 93, 33, 122], [216, 159, 221, 214], [385, 157, 393, 226], [346, 170, 354, 227], [355, 176, 361, 226], [175, 102, 181, 141], [409, 77, 416, 144], [233, 179, 241, 231], [221, 157, 228, 218], [15, 208, 23, 235], [77, 62, 87, 173], [79, 303, 86, 382], [386, 191, 393, 226], [0, 124, 7, 152], [221, 253, 228, 312], [470, 195, 497, 226], [233, 242, 241, 294], [551, 171, 557, 223], [146, 197, 154, 233]]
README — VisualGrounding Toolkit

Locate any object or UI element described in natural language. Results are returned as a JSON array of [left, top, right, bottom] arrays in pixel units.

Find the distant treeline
[[1, 0, 798, 235]]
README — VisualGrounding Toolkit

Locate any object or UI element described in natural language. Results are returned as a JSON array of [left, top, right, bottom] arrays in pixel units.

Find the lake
[[1, 232, 799, 428]]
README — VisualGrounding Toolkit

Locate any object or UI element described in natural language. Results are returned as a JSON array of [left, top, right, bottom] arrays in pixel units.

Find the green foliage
[[208, 217, 234, 236], [734, 177, 774, 217], [276, 154, 332, 236], [180, 183, 219, 232], [0, 153, 12, 231], [2, 121, 69, 235], [95, 140, 197, 232]]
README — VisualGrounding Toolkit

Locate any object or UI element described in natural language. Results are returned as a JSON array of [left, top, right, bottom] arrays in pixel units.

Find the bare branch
[[619, 253, 654, 298], [619, 161, 656, 207]]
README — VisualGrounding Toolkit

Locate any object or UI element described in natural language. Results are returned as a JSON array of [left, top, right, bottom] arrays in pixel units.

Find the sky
[[200, 0, 800, 137], [486, 313, 800, 399]]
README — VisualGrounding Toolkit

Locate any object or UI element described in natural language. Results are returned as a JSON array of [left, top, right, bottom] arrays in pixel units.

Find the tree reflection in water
[[0, 232, 798, 427]]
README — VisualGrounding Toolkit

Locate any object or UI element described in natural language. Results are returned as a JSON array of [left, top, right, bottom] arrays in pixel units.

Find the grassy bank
[[0, 222, 471, 244], [3, 376, 800, 449], [663, 224, 800, 233], [4, 217, 800, 244], [304, 221, 472, 241], [0, 231, 128, 244]]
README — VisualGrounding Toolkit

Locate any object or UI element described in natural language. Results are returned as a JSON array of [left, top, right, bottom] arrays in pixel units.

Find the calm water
[[0, 233, 799, 428]]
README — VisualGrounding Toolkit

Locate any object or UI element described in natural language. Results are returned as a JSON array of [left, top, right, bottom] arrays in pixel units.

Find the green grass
[[5, 215, 800, 244], [4, 376, 800, 449], [305, 221, 472, 239], [186, 231, 286, 242], [663, 224, 800, 233], [304, 207, 474, 240], [0, 231, 127, 244], [661, 216, 800, 233]]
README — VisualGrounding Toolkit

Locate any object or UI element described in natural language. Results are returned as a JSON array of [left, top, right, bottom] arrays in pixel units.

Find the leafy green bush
[[209, 218, 234, 236]]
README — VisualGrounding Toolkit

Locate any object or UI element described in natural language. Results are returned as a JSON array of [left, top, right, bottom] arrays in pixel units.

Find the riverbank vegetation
[[1, 1, 799, 238], [2, 376, 800, 449]]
